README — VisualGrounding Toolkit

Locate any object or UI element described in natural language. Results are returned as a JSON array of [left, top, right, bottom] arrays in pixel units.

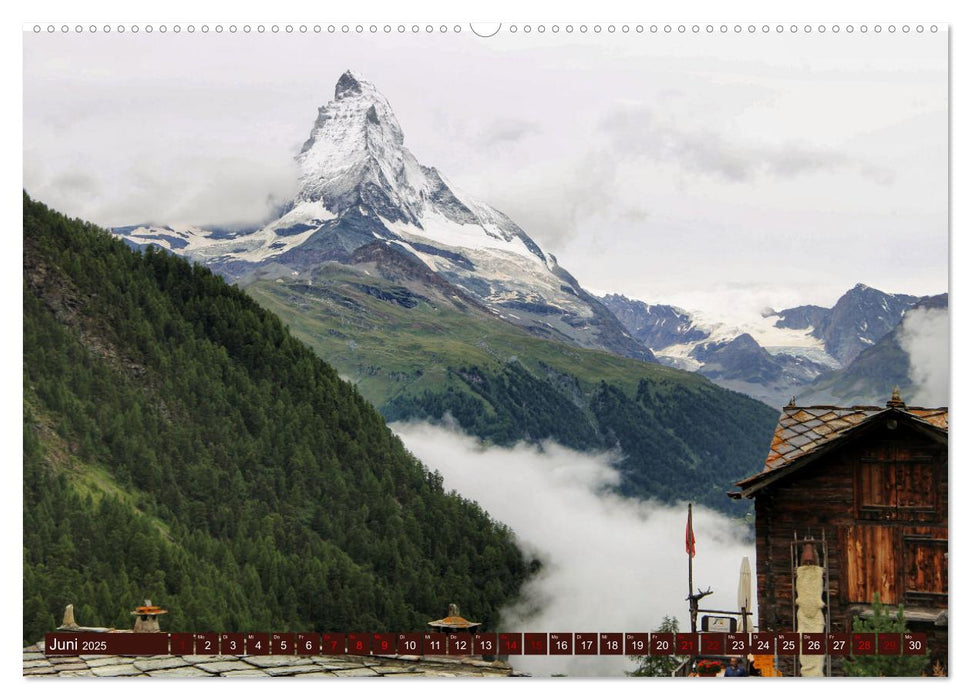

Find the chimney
[[131, 600, 168, 633], [886, 386, 906, 409], [60, 604, 78, 630], [427, 603, 481, 634]]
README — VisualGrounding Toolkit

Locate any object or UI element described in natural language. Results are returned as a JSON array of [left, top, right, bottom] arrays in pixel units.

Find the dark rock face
[[772, 284, 921, 366], [557, 277, 657, 363], [420, 166, 479, 226], [350, 283, 424, 308], [918, 293, 949, 311], [600, 294, 709, 350], [406, 241, 476, 271], [691, 333, 782, 384], [799, 293, 949, 405], [813, 284, 919, 365], [335, 70, 364, 99], [347, 241, 490, 312], [771, 304, 830, 331]]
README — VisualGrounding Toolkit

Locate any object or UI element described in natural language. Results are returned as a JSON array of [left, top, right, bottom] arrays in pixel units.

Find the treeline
[[386, 364, 777, 514], [22, 193, 528, 646]]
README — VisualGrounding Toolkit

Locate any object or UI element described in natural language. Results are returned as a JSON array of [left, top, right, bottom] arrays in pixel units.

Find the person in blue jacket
[[724, 656, 749, 677]]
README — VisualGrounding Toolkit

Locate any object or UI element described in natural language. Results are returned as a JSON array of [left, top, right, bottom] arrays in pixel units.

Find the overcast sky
[[23, 27, 947, 319]]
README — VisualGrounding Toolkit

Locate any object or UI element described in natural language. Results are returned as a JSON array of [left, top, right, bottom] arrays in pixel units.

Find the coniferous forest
[[385, 364, 777, 512], [22, 194, 530, 646]]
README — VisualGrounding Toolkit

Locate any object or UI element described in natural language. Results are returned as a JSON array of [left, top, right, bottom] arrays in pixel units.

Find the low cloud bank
[[392, 421, 756, 677], [899, 306, 949, 407]]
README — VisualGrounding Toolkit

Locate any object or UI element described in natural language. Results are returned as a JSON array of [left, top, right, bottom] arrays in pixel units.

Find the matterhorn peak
[[335, 69, 365, 99], [296, 71, 408, 210], [292, 71, 564, 260], [114, 69, 657, 363]]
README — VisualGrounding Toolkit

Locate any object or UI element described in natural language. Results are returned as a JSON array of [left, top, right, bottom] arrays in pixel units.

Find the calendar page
[[22, 15, 949, 680]]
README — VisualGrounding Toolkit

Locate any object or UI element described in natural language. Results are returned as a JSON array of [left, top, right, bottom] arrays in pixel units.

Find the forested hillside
[[385, 364, 776, 512], [250, 270, 778, 516], [23, 194, 529, 646]]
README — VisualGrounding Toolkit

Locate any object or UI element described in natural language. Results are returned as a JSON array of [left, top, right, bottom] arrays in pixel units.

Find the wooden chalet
[[730, 390, 948, 674]]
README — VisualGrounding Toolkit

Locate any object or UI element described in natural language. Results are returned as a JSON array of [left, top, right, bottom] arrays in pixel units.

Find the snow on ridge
[[685, 306, 827, 350], [297, 73, 408, 203], [380, 213, 535, 260], [639, 303, 840, 370], [272, 200, 338, 226], [119, 201, 338, 264], [764, 346, 842, 369], [655, 344, 704, 371], [382, 214, 592, 319]]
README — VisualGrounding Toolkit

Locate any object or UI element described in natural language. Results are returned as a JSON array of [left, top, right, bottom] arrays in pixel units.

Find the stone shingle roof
[[22, 641, 523, 678], [762, 405, 947, 473], [733, 402, 948, 497]]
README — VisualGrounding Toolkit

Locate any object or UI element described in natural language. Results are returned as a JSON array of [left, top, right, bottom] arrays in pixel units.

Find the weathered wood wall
[[752, 420, 947, 674]]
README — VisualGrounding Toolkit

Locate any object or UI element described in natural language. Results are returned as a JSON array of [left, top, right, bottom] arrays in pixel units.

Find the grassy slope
[[248, 270, 712, 410], [25, 393, 174, 540]]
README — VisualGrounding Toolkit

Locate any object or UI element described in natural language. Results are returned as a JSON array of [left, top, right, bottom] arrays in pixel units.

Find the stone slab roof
[[22, 641, 523, 678], [732, 400, 948, 498], [760, 405, 947, 473]]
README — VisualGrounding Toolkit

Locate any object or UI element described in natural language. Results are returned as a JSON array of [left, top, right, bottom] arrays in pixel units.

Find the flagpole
[[687, 503, 695, 634], [687, 503, 693, 596]]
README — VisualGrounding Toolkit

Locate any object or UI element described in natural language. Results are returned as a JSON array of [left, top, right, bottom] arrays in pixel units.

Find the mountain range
[[117, 72, 940, 414], [601, 284, 946, 407], [798, 293, 948, 405], [113, 70, 779, 514], [116, 70, 652, 364]]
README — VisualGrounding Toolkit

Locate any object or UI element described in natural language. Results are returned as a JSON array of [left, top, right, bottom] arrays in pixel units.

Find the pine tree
[[844, 594, 929, 677], [627, 616, 686, 677]]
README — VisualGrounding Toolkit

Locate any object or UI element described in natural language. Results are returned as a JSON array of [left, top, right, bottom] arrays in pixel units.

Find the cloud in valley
[[391, 421, 756, 677]]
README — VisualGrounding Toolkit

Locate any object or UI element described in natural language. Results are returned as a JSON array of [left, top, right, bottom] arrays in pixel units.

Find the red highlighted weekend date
[[44, 631, 927, 657]]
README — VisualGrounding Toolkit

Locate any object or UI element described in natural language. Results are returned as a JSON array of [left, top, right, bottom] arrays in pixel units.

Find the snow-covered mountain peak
[[289, 73, 573, 270], [113, 71, 657, 363], [334, 69, 366, 99], [296, 72, 411, 215]]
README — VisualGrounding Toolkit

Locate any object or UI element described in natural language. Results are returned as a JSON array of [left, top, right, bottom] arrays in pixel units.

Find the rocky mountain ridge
[[601, 284, 943, 407]]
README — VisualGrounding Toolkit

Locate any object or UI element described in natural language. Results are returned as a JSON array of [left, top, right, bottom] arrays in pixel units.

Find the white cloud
[[474, 118, 543, 148], [392, 421, 755, 677], [899, 306, 949, 407], [599, 106, 871, 183]]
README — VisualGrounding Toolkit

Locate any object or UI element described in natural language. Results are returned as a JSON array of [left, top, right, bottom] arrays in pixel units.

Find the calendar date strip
[[45, 631, 927, 657]]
